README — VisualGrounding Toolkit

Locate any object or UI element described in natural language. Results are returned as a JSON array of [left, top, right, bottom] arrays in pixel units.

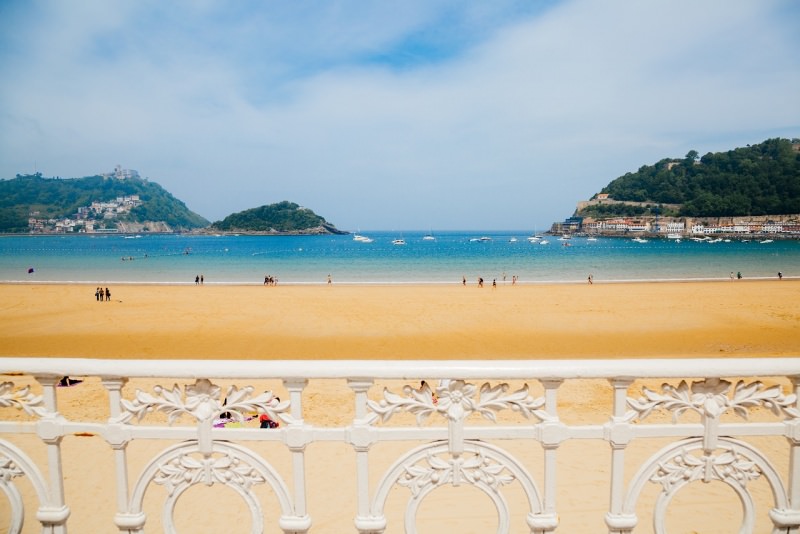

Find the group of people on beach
[[464, 275, 518, 287], [215, 395, 281, 429], [194, 274, 204, 285], [264, 275, 278, 286], [95, 287, 110, 301]]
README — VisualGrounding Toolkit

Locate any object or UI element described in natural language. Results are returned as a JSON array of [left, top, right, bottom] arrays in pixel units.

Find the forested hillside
[[582, 138, 800, 218], [0, 174, 209, 232]]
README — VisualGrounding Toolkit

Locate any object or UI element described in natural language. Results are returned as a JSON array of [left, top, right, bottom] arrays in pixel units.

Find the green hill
[[210, 201, 345, 234], [579, 138, 800, 218], [0, 173, 209, 232]]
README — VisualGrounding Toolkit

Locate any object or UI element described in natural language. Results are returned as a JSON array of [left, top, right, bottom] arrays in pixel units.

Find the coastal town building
[[554, 213, 799, 239], [556, 190, 800, 239], [28, 193, 143, 233]]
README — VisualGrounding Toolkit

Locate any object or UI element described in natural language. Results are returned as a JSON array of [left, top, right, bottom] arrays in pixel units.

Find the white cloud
[[1, 0, 798, 230]]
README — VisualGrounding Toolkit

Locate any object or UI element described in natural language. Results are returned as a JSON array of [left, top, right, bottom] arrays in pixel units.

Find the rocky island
[[207, 200, 347, 235]]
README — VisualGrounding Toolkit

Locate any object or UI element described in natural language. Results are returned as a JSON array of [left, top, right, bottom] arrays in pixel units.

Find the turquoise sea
[[0, 231, 797, 285]]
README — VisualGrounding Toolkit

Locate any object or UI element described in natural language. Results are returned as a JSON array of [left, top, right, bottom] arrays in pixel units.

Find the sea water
[[0, 232, 797, 284]]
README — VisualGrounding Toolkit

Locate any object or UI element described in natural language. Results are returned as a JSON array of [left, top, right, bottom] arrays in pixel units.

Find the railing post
[[528, 379, 562, 533], [604, 378, 636, 534], [102, 377, 144, 533], [348, 379, 384, 533], [772, 376, 800, 532], [34, 375, 71, 534], [280, 378, 312, 533]]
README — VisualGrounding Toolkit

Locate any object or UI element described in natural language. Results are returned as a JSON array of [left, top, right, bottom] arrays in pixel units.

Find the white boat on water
[[509, 237, 518, 243], [539, 239, 550, 245], [667, 233, 682, 240], [759, 239, 774, 244], [353, 234, 373, 243], [632, 237, 648, 243], [587, 237, 597, 242], [422, 235, 435, 241], [392, 238, 406, 245]]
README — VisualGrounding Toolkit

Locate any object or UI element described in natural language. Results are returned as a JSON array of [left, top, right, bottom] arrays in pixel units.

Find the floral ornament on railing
[[116, 378, 290, 425], [627, 379, 800, 422], [0, 382, 47, 418], [399, 450, 515, 497], [154, 452, 266, 496], [0, 455, 24, 483], [367, 380, 549, 425], [651, 446, 762, 493]]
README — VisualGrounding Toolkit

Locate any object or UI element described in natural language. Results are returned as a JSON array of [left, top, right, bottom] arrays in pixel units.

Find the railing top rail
[[0, 357, 799, 380]]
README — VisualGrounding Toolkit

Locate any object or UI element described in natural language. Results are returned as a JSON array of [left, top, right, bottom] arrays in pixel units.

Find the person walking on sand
[[195, 275, 200, 285], [327, 274, 332, 285], [200, 274, 204, 284], [779, 271, 783, 280], [588, 274, 593, 285], [105, 287, 110, 301]]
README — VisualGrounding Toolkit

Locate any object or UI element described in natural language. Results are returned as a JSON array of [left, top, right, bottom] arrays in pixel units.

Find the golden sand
[[0, 280, 798, 359]]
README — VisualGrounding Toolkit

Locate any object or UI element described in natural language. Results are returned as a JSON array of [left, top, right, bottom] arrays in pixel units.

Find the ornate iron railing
[[0, 358, 799, 533]]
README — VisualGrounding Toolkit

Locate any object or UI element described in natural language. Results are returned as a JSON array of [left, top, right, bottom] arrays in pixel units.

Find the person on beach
[[105, 287, 110, 301], [95, 287, 101, 301], [327, 274, 332, 285], [779, 271, 783, 280], [588, 274, 593, 285], [200, 274, 204, 284], [478, 277, 484, 287], [492, 279, 497, 289], [462, 276, 466, 286], [259, 396, 280, 428], [58, 376, 82, 387], [195, 275, 200, 285], [737, 271, 742, 280]]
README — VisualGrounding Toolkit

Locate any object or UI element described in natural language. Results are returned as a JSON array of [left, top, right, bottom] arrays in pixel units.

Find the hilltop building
[[103, 165, 140, 180]]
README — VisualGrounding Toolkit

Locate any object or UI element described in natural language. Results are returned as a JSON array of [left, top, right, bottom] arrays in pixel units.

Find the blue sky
[[1, 0, 798, 231]]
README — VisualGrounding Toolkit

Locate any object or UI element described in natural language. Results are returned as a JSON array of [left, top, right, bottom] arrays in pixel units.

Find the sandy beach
[[1, 280, 798, 360], [1, 280, 798, 533]]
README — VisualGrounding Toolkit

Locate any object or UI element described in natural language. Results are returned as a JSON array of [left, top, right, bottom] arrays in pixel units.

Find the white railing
[[1, 358, 800, 534]]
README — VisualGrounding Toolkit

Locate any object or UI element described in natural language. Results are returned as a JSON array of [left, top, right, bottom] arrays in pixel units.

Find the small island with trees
[[208, 201, 346, 235]]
